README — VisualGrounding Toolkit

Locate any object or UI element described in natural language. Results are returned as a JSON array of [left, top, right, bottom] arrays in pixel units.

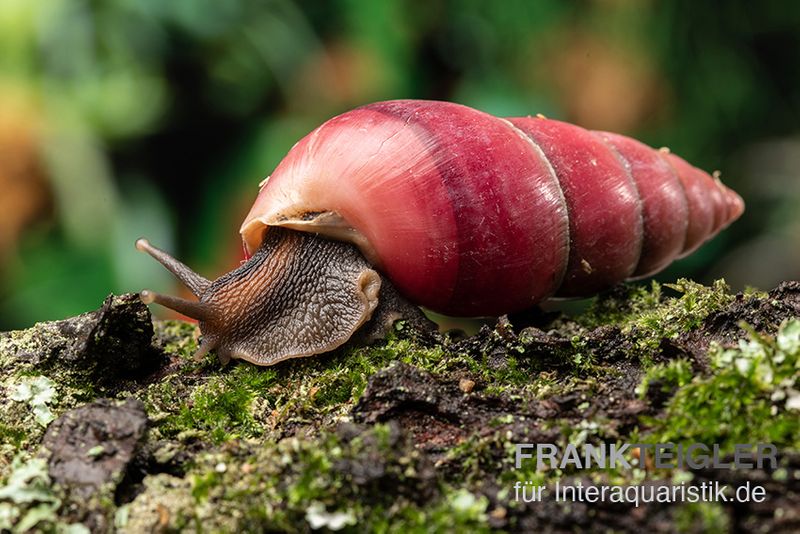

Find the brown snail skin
[[136, 100, 744, 367], [137, 229, 391, 365]]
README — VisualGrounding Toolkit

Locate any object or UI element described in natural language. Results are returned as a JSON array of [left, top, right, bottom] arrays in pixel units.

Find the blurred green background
[[1, 0, 799, 329]]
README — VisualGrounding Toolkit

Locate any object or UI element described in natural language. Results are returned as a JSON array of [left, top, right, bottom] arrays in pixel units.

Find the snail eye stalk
[[135, 239, 210, 297]]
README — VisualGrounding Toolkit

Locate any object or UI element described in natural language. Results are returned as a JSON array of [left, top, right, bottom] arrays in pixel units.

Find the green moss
[[580, 279, 735, 362], [0, 424, 26, 449], [674, 502, 730, 533], [642, 318, 800, 449], [143, 330, 458, 444], [579, 281, 666, 329], [169, 380, 260, 444], [269, 336, 448, 411], [480, 349, 544, 389], [581, 279, 732, 329], [637, 359, 694, 399], [153, 320, 201, 359]]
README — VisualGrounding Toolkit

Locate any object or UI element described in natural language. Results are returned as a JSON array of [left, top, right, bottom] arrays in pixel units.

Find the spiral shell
[[241, 100, 743, 316]]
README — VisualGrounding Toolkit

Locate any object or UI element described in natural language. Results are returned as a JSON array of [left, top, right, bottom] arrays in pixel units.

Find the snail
[[136, 100, 744, 366]]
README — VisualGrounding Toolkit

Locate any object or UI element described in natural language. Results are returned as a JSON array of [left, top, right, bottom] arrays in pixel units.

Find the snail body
[[138, 100, 744, 366]]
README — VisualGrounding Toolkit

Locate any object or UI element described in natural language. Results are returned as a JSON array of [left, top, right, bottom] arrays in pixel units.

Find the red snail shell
[[138, 100, 744, 365], [242, 100, 743, 315]]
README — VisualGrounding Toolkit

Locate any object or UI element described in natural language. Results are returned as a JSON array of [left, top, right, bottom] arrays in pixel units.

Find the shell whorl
[[240, 100, 744, 317]]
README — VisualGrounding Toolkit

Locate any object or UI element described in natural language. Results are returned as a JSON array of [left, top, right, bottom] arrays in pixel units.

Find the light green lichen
[[1, 370, 93, 475], [0, 456, 88, 533], [9, 376, 57, 427]]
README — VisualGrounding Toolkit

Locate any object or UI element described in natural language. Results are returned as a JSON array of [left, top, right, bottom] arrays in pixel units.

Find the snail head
[[135, 227, 381, 365]]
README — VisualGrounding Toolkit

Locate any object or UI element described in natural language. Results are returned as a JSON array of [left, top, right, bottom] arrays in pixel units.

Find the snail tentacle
[[136, 238, 210, 296], [139, 289, 212, 322]]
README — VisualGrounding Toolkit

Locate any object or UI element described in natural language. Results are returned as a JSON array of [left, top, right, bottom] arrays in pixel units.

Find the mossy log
[[1, 281, 799, 532]]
